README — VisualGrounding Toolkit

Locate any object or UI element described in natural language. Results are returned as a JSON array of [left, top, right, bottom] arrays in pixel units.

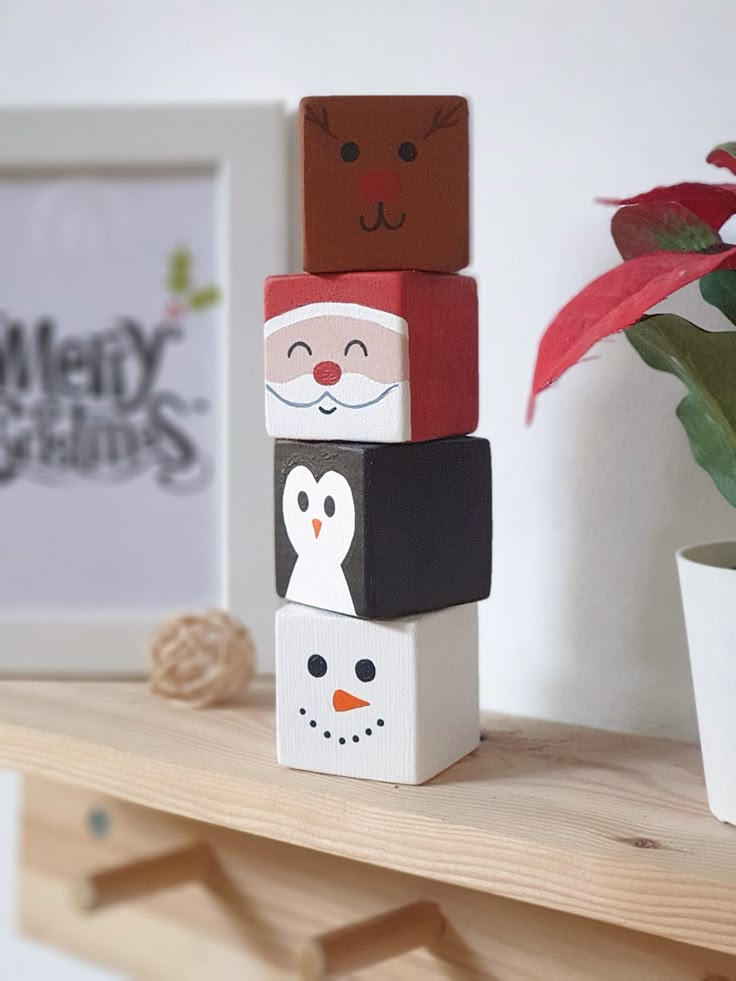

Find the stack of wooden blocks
[[264, 95, 492, 785]]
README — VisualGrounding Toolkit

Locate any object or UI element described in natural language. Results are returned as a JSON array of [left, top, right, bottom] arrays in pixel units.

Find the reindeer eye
[[341, 142, 360, 162], [398, 141, 417, 162]]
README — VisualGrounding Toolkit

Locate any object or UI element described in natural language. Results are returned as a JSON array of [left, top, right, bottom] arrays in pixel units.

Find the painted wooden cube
[[264, 271, 478, 443], [274, 436, 492, 619], [300, 95, 469, 273], [276, 601, 479, 784]]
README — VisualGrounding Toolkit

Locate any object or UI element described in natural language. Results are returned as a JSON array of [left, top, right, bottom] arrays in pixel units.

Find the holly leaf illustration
[[700, 269, 736, 326], [528, 247, 736, 420], [188, 285, 221, 311], [600, 182, 736, 231], [611, 202, 722, 260], [167, 248, 192, 296], [627, 313, 736, 506], [707, 143, 736, 176]]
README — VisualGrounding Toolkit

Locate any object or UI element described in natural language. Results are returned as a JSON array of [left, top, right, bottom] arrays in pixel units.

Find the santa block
[[264, 271, 478, 443], [274, 436, 492, 619], [300, 95, 469, 273], [276, 601, 479, 784]]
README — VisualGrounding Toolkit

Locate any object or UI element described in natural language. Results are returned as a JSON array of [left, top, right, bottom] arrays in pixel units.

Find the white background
[[2, 0, 736, 976]]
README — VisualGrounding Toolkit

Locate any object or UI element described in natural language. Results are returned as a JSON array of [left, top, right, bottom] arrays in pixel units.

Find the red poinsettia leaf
[[611, 202, 721, 260], [527, 247, 736, 422], [707, 144, 736, 176], [599, 182, 736, 231]]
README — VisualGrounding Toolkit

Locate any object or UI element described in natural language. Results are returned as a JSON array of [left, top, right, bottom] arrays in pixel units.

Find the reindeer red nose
[[313, 360, 341, 386], [359, 169, 401, 203]]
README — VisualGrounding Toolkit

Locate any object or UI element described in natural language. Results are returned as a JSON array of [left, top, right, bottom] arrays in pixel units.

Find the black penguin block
[[274, 436, 492, 619]]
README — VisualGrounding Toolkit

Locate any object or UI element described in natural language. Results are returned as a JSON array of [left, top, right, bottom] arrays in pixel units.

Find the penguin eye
[[324, 495, 335, 518], [308, 654, 327, 677], [298, 491, 309, 512], [355, 659, 376, 683]]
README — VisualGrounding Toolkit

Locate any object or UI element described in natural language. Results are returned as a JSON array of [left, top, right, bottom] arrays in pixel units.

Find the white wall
[[2, 0, 736, 976]]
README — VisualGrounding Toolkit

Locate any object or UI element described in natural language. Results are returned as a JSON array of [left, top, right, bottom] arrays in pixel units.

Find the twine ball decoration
[[149, 609, 255, 708]]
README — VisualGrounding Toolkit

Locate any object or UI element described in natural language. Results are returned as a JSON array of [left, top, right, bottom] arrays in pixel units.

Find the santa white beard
[[265, 372, 411, 442]]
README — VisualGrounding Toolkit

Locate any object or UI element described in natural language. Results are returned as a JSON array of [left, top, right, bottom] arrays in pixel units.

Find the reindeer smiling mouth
[[359, 203, 406, 233]]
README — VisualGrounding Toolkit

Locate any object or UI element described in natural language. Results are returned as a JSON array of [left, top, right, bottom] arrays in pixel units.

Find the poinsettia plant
[[529, 142, 736, 507]]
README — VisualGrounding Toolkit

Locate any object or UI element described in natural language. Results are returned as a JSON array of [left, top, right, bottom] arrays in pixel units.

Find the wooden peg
[[73, 842, 214, 912], [298, 900, 444, 980]]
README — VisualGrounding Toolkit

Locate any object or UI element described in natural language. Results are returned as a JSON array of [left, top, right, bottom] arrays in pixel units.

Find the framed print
[[0, 105, 287, 674]]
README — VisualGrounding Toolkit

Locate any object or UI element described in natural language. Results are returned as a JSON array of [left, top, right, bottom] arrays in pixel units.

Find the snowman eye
[[298, 491, 309, 512], [324, 495, 335, 517], [355, 659, 376, 683], [308, 654, 327, 677]]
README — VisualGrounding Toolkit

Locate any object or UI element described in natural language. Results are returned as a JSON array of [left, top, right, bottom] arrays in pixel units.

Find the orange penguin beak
[[312, 518, 322, 539], [333, 689, 370, 712]]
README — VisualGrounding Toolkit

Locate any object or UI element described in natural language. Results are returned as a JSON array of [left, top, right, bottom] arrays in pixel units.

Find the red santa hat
[[264, 273, 409, 337]]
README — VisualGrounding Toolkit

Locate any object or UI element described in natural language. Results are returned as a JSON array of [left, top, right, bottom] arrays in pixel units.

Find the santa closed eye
[[264, 301, 410, 442]]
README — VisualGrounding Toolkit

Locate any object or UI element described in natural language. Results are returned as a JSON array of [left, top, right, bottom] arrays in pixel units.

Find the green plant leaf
[[167, 248, 192, 296], [188, 285, 221, 310], [699, 270, 736, 325], [611, 202, 722, 260], [626, 313, 736, 506]]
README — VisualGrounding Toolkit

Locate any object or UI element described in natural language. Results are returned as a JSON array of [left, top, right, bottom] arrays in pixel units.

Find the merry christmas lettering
[[0, 315, 210, 491]]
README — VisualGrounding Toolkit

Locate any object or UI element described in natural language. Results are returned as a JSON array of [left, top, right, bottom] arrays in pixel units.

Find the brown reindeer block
[[300, 95, 469, 274]]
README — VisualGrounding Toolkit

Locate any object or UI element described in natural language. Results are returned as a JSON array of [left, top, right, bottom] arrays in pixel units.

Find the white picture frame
[[0, 105, 287, 675]]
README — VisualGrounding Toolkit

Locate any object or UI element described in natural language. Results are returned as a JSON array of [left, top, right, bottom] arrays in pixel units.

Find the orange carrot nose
[[333, 689, 370, 712], [312, 518, 322, 538]]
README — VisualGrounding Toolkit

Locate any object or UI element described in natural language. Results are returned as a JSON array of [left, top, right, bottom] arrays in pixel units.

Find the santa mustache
[[266, 372, 402, 410]]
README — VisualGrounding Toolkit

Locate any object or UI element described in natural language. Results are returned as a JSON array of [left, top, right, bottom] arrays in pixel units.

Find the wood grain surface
[[21, 777, 736, 980], [3, 677, 736, 955]]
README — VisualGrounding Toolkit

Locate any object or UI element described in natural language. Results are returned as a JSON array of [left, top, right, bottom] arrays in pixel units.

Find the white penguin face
[[282, 466, 355, 563]]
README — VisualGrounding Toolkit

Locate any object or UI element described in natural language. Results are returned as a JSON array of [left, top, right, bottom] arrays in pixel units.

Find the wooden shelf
[[2, 677, 736, 958]]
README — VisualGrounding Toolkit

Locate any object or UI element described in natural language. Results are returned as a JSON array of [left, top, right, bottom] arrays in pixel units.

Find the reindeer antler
[[423, 101, 465, 139], [303, 103, 337, 139]]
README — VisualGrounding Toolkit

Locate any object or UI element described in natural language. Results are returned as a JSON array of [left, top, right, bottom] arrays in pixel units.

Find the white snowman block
[[276, 601, 479, 785]]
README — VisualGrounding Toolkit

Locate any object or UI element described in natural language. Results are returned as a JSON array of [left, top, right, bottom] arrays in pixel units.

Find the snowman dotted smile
[[297, 652, 386, 745]]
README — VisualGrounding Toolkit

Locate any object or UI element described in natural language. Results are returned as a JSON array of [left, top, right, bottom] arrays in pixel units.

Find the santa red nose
[[313, 360, 342, 386]]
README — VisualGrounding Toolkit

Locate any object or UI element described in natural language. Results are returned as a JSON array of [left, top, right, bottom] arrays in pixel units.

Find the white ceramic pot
[[677, 541, 736, 824]]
